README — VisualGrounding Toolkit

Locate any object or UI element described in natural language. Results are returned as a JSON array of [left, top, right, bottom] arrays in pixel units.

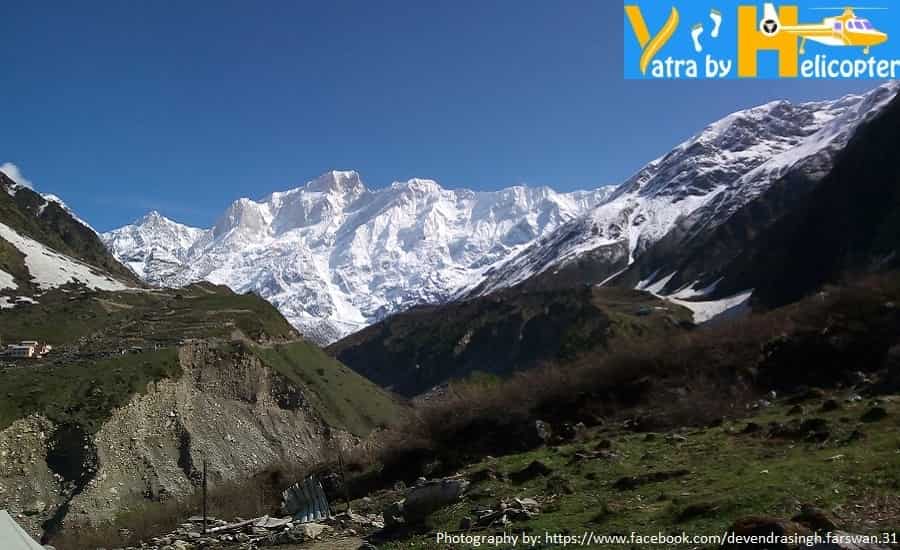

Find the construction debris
[[470, 497, 542, 528]]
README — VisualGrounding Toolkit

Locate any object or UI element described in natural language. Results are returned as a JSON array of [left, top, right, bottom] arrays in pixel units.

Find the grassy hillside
[[372, 392, 900, 550], [0, 282, 407, 441], [0, 284, 300, 434], [253, 342, 406, 437], [0, 282, 298, 347], [327, 273, 900, 549], [329, 286, 692, 397], [0, 349, 179, 433]]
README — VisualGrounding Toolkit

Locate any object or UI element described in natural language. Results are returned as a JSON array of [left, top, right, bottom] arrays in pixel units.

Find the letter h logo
[[737, 4, 800, 77]]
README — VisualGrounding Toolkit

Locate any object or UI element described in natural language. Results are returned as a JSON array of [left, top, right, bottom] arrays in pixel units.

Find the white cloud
[[0, 162, 34, 189]]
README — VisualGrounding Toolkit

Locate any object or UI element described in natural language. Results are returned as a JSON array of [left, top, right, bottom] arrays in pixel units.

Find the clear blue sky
[[0, 0, 884, 231]]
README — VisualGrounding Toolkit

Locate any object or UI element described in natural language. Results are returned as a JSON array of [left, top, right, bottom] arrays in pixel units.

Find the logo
[[625, 6, 680, 74], [623, 2, 900, 79]]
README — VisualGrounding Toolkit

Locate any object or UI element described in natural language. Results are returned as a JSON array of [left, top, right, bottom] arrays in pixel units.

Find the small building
[[4, 341, 52, 359], [6, 345, 35, 358]]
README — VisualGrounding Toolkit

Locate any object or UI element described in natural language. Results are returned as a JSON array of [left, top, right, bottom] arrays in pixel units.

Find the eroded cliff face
[[0, 416, 64, 538], [0, 341, 358, 540]]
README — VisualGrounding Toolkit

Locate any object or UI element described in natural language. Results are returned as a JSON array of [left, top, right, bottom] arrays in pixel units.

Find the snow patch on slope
[[669, 289, 754, 324], [40, 193, 97, 233], [0, 269, 16, 291], [0, 222, 129, 291], [637, 271, 752, 324]]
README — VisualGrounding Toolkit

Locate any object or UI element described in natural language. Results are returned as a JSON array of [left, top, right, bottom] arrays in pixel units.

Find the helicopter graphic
[[759, 3, 888, 55]]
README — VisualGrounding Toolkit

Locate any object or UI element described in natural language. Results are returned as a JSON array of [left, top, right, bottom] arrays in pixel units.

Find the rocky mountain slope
[[102, 173, 614, 344], [0, 282, 405, 544], [0, 171, 140, 301], [711, 87, 900, 308], [470, 82, 900, 304]]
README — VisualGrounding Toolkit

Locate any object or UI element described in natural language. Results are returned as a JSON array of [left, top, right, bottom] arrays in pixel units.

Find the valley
[[1, 80, 899, 549]]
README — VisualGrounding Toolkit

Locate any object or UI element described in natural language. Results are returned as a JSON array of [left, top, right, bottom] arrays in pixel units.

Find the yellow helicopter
[[759, 3, 888, 55]]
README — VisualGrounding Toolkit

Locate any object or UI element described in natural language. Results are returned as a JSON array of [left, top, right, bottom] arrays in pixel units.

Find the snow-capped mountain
[[103, 82, 899, 338], [470, 81, 900, 299], [104, 211, 209, 286], [103, 172, 614, 343]]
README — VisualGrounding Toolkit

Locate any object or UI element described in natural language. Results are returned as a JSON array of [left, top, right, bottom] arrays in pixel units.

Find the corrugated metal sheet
[[282, 477, 331, 523], [0, 510, 45, 550]]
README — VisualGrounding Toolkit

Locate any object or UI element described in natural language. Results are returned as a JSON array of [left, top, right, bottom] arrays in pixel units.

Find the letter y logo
[[625, 6, 680, 75]]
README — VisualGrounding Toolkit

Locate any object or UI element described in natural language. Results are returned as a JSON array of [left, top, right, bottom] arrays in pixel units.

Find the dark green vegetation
[[329, 286, 692, 397], [0, 172, 138, 288], [252, 342, 406, 437], [0, 348, 179, 433]]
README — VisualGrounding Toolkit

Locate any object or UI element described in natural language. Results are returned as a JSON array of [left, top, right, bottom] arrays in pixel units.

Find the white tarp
[[0, 511, 44, 550]]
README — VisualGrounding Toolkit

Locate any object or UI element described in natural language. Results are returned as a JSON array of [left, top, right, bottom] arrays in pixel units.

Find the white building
[[4, 341, 52, 358]]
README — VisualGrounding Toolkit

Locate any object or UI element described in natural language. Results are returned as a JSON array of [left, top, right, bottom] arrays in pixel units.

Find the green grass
[[170, 287, 297, 341], [0, 289, 133, 345], [0, 284, 297, 347], [252, 341, 407, 437], [377, 394, 900, 549], [0, 348, 180, 433]]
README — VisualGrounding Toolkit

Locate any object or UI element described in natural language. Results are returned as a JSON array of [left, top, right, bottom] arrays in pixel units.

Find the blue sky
[[0, 1, 885, 231]]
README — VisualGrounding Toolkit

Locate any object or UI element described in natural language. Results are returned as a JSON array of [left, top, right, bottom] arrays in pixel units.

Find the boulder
[[860, 407, 888, 423], [613, 469, 690, 491], [741, 422, 762, 435], [404, 478, 468, 520], [386, 477, 469, 525], [264, 522, 330, 545], [383, 500, 404, 529], [509, 460, 553, 484], [534, 420, 553, 444], [792, 505, 838, 533]]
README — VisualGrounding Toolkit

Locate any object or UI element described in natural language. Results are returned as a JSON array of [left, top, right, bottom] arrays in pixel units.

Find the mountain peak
[[306, 170, 366, 195], [140, 210, 165, 222]]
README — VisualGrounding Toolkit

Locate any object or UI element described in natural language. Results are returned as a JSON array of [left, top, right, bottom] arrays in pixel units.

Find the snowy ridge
[[40, 193, 97, 233], [471, 82, 899, 296], [103, 171, 614, 343], [0, 222, 129, 292]]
